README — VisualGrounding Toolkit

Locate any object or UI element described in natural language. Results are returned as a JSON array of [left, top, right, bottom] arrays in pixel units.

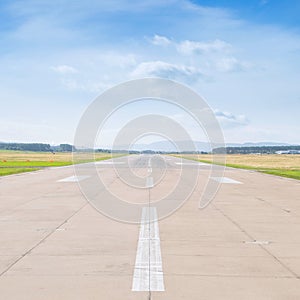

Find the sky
[[0, 0, 299, 146]]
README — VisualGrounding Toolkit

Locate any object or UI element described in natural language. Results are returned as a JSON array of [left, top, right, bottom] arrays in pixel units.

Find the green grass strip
[[0, 168, 40, 176], [0, 161, 73, 167], [0, 154, 126, 176], [261, 169, 300, 180]]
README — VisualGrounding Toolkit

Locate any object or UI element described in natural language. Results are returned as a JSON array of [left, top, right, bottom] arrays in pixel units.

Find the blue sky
[[0, 0, 299, 145]]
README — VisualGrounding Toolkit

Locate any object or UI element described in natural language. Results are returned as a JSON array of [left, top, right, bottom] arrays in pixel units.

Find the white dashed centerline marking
[[132, 207, 165, 292], [146, 177, 154, 188]]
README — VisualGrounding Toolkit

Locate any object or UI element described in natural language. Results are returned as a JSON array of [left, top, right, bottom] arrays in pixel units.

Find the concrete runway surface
[[0, 154, 300, 299]]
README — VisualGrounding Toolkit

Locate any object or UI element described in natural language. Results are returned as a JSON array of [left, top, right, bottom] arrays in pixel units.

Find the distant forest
[[0, 143, 75, 152]]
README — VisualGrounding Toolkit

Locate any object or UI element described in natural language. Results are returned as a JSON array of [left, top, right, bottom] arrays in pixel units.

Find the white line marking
[[211, 177, 242, 184], [48, 165, 74, 170], [132, 207, 165, 292], [57, 175, 90, 182], [148, 167, 152, 174], [146, 177, 154, 188], [148, 159, 152, 167]]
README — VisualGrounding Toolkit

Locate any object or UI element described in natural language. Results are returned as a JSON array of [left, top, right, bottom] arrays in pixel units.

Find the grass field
[[2, 151, 299, 180], [0, 151, 117, 176], [174, 154, 300, 180]]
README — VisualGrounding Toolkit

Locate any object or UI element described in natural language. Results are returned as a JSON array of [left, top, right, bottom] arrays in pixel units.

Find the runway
[[0, 154, 299, 299]]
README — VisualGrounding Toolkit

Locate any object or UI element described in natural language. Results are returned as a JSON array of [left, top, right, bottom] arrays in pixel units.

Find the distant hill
[[226, 142, 292, 147]]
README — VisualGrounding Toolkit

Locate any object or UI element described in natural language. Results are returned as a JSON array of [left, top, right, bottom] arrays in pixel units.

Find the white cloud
[[130, 61, 203, 82], [177, 39, 231, 55], [60, 78, 113, 93], [150, 34, 172, 46], [149, 35, 231, 55], [147, 35, 250, 74], [51, 65, 78, 74], [49, 52, 137, 93], [215, 57, 252, 72], [214, 109, 249, 128]]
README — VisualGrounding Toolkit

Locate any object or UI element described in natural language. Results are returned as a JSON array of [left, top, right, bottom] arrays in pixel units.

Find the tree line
[[213, 145, 300, 154], [0, 143, 75, 152]]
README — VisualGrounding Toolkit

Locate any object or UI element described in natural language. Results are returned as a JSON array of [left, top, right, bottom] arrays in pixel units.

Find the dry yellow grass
[[180, 154, 300, 169], [0, 151, 112, 162], [173, 154, 300, 180]]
